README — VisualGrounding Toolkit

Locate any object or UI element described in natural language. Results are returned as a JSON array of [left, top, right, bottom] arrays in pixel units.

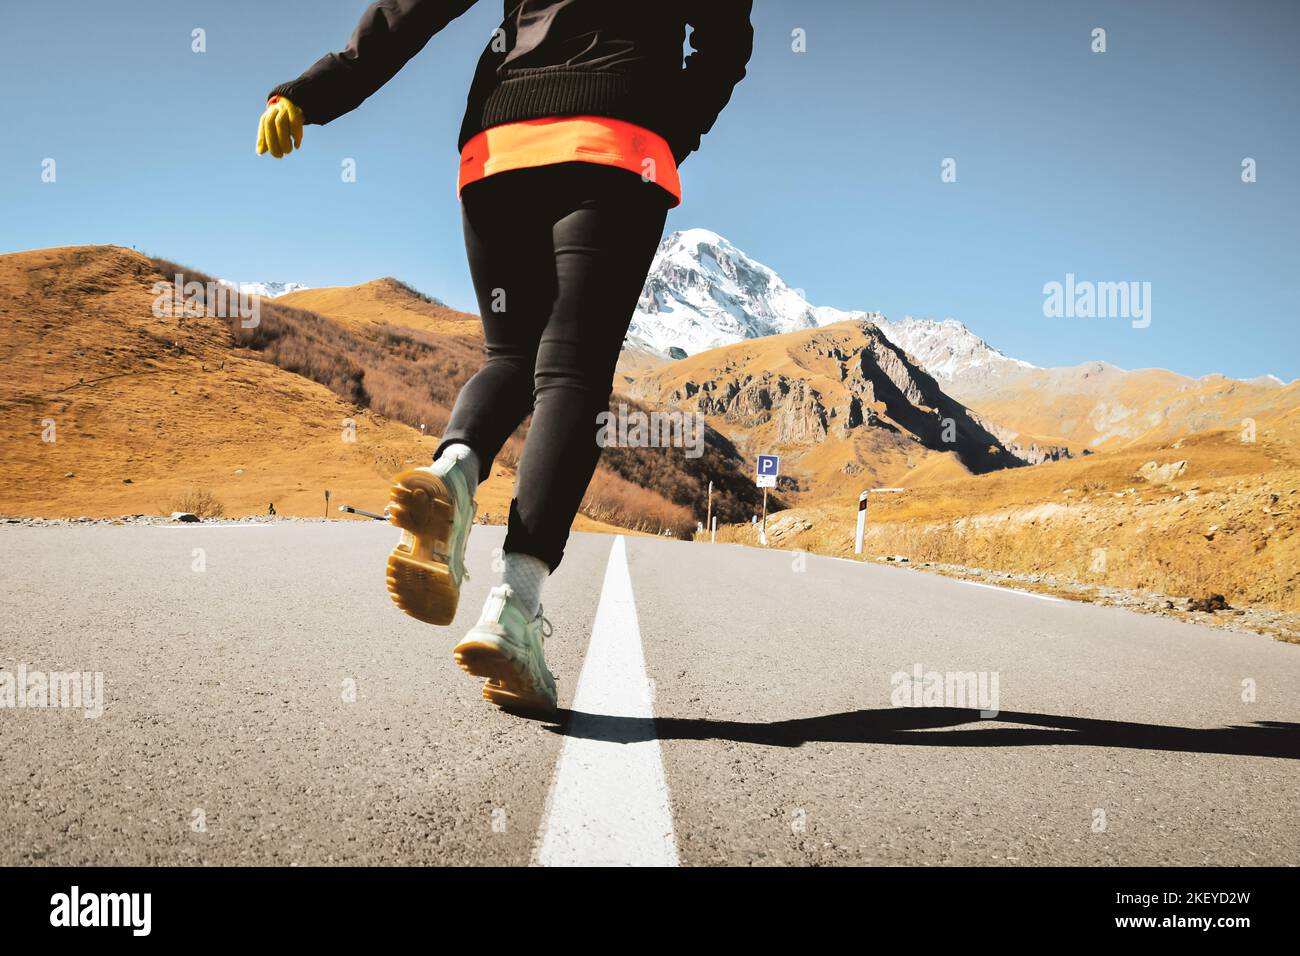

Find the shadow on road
[[537, 707, 1300, 760]]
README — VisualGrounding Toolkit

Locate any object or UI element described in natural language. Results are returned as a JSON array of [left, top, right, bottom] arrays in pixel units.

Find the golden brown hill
[[277, 278, 482, 338], [0, 246, 448, 517], [614, 347, 671, 389], [947, 361, 1296, 454]]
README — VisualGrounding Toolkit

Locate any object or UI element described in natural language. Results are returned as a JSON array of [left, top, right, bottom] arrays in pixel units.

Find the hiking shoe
[[385, 459, 476, 626], [453, 585, 557, 711]]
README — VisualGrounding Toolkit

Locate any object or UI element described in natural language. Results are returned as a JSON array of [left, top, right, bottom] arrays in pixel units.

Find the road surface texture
[[2, 524, 1297, 866]]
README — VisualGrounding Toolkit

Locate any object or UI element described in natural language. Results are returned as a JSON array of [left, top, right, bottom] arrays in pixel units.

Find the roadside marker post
[[705, 480, 713, 543], [711, 515, 717, 543], [854, 487, 905, 555], [324, 488, 331, 520], [854, 491, 868, 554]]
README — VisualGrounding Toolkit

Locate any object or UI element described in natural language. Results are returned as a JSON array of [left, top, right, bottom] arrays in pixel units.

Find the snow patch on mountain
[[872, 315, 1035, 385], [1246, 373, 1288, 388], [218, 279, 310, 299]]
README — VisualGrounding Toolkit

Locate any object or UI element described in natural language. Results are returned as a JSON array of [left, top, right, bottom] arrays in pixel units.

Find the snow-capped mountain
[[217, 279, 310, 299], [629, 229, 1025, 387], [630, 229, 852, 357]]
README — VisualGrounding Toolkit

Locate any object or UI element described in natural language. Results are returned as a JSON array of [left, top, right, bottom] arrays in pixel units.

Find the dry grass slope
[[717, 421, 1300, 612], [0, 245, 447, 517]]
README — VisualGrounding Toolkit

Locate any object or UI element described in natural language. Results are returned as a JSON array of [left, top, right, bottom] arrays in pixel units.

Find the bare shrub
[[168, 488, 225, 518], [580, 468, 695, 537]]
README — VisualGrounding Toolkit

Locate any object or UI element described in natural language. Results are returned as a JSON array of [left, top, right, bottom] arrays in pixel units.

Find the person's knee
[[533, 346, 619, 394], [532, 367, 611, 401], [477, 353, 536, 396], [482, 348, 533, 372]]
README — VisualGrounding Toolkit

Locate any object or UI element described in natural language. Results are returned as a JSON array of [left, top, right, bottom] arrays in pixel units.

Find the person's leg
[[434, 174, 559, 483], [453, 164, 668, 711], [504, 163, 670, 575], [385, 172, 558, 627]]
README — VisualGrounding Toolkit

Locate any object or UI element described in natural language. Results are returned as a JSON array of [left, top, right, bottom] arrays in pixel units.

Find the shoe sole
[[453, 636, 557, 712], [386, 468, 460, 626]]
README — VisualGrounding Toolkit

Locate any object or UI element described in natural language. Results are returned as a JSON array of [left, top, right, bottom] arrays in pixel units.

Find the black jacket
[[270, 0, 753, 163]]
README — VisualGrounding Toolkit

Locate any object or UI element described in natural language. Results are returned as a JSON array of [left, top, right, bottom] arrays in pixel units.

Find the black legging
[[435, 162, 670, 571]]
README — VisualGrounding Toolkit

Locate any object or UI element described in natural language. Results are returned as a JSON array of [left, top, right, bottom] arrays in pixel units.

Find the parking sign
[[756, 454, 779, 488]]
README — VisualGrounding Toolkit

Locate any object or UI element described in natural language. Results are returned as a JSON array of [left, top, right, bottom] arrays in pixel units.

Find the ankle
[[437, 442, 481, 496], [501, 552, 548, 618]]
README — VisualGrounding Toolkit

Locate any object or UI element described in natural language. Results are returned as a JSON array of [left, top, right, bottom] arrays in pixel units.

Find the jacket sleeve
[[672, 0, 754, 164], [268, 0, 479, 125]]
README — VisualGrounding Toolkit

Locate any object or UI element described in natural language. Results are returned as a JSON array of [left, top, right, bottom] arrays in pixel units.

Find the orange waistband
[[458, 116, 681, 206]]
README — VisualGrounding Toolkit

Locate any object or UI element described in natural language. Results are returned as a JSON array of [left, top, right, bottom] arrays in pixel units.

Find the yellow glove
[[256, 96, 305, 158]]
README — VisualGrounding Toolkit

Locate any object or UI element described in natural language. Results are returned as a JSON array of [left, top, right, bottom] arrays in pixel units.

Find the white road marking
[[953, 579, 1064, 603], [535, 535, 678, 867]]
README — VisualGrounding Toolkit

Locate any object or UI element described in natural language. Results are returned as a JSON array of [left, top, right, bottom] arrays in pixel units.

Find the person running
[[257, 0, 753, 711]]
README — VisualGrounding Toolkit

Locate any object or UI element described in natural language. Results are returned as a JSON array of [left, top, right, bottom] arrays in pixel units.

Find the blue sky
[[1, 0, 1296, 380]]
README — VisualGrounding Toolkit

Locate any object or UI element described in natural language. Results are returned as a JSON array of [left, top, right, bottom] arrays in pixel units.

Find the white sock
[[435, 442, 480, 497], [502, 552, 549, 618]]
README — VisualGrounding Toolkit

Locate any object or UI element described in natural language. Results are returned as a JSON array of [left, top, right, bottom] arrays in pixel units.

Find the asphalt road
[[2, 523, 1297, 866]]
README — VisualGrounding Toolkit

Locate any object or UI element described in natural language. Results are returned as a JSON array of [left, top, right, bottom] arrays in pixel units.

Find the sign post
[[755, 455, 779, 547], [324, 488, 331, 520]]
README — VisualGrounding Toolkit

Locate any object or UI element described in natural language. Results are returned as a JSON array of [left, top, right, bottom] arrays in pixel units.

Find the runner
[[258, 0, 753, 711]]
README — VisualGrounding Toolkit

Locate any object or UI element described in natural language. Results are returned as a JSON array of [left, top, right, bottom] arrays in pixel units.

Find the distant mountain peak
[[217, 278, 309, 299], [871, 313, 1035, 386], [664, 227, 730, 248], [630, 229, 823, 356], [1245, 373, 1287, 388]]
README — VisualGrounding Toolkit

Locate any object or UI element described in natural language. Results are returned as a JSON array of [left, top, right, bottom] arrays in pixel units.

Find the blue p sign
[[757, 455, 780, 477]]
